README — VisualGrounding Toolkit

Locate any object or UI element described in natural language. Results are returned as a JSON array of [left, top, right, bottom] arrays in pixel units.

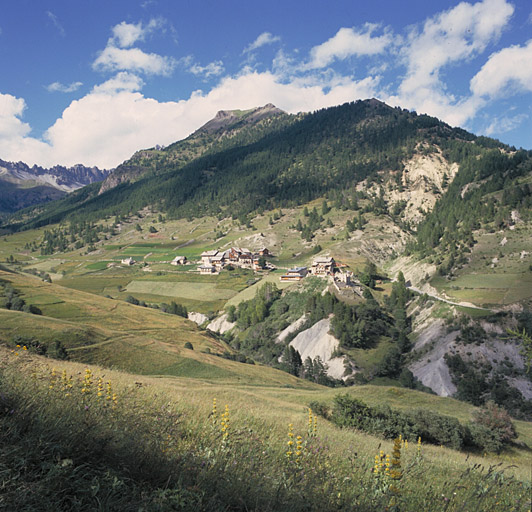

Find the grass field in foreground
[[1, 349, 530, 511]]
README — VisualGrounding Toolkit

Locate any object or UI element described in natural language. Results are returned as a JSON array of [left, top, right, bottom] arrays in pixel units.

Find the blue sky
[[1, 0, 531, 168]]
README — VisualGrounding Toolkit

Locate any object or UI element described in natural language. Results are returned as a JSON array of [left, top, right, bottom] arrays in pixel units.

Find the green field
[[125, 280, 237, 301]]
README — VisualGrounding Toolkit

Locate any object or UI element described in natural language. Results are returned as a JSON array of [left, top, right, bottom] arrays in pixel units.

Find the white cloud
[[93, 46, 175, 75], [0, 68, 382, 168], [306, 25, 393, 69], [188, 60, 224, 78], [110, 18, 165, 48], [0, 93, 30, 138], [470, 39, 532, 98], [46, 81, 83, 93], [389, 0, 514, 126], [112, 21, 145, 48], [243, 32, 281, 54], [46, 11, 65, 37], [92, 72, 145, 94], [93, 19, 174, 76], [484, 112, 528, 136]]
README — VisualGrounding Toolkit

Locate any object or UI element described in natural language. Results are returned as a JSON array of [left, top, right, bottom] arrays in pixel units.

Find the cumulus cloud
[[93, 46, 175, 75], [243, 32, 281, 54], [388, 0, 514, 126], [2, 1, 528, 169], [93, 18, 175, 75], [46, 81, 83, 93], [306, 24, 393, 69], [0, 68, 382, 168], [92, 72, 145, 94], [110, 18, 165, 48], [0, 93, 30, 138], [470, 39, 532, 98]]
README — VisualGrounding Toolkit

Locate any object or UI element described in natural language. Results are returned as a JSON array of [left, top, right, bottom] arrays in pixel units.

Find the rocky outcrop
[[289, 318, 347, 380], [187, 312, 209, 326], [207, 313, 236, 334]]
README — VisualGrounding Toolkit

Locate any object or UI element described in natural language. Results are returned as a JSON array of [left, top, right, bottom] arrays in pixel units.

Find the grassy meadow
[[1, 348, 530, 511]]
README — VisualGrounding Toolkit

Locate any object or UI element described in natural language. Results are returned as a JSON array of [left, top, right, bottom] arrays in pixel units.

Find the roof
[[313, 257, 334, 264], [201, 250, 218, 257], [286, 266, 307, 273]]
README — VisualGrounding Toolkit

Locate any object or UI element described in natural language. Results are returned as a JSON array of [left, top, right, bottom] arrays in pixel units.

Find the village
[[120, 245, 362, 295]]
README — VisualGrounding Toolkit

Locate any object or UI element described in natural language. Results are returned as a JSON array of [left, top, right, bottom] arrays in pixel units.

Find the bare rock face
[[289, 318, 347, 380], [207, 313, 236, 334], [188, 312, 209, 326]]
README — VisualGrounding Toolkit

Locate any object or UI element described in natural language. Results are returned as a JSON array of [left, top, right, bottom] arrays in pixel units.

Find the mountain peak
[[198, 104, 285, 135]]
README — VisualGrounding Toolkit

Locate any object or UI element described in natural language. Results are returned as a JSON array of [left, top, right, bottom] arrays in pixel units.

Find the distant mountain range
[[0, 159, 111, 215]]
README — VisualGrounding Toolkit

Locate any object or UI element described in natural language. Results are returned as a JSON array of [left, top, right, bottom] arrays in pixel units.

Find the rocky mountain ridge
[[0, 159, 111, 214]]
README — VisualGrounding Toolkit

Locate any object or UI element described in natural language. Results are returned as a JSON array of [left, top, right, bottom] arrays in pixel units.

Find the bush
[[184, 342, 194, 350], [318, 393, 516, 452], [471, 401, 517, 451]]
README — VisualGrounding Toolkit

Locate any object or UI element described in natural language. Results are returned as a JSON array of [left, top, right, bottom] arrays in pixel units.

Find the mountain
[[1, 99, 531, 419], [98, 103, 287, 194], [0, 159, 111, 215]]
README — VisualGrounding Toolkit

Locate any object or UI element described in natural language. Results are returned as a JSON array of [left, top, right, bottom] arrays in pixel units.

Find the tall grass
[[1, 350, 530, 511]]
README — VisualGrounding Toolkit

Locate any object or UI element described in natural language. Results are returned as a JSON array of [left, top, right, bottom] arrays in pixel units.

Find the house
[[121, 257, 135, 265], [227, 247, 243, 262], [258, 248, 270, 256], [280, 267, 308, 281], [238, 251, 253, 268], [200, 250, 218, 266], [310, 256, 335, 276], [199, 265, 217, 275], [171, 256, 187, 266], [210, 253, 226, 271]]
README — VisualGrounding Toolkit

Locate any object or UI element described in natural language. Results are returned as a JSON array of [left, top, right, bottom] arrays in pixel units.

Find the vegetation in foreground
[[1, 349, 530, 512]]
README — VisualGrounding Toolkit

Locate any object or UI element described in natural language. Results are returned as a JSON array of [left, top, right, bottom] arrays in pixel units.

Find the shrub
[[184, 342, 194, 350], [471, 401, 517, 449]]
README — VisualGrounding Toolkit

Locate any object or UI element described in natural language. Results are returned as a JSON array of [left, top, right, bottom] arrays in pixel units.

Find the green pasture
[[433, 272, 532, 305], [125, 280, 236, 301], [225, 272, 297, 307]]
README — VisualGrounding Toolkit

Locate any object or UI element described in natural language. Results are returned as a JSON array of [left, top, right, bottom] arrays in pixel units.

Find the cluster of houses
[[280, 256, 354, 287], [198, 247, 272, 275], [121, 248, 356, 289]]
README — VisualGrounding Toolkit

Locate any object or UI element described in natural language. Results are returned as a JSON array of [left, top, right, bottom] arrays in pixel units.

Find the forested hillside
[[6, 99, 516, 233]]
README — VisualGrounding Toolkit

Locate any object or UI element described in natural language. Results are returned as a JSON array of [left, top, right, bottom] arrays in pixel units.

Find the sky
[[1, 0, 531, 169]]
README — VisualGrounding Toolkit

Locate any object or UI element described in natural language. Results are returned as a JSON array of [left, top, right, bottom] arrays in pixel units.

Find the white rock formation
[[207, 313, 236, 334], [187, 312, 209, 326], [289, 318, 347, 380]]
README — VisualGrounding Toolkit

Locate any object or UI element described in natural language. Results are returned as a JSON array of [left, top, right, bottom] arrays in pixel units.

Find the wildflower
[[97, 377, 103, 399], [220, 404, 229, 441], [286, 423, 294, 459], [22, 346, 27, 351], [417, 436, 422, 455], [212, 398, 217, 424], [295, 435, 303, 462], [374, 454, 381, 474], [49, 368, 57, 389], [390, 437, 402, 481]]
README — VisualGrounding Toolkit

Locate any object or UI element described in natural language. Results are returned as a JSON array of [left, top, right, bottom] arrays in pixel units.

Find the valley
[[0, 100, 531, 510]]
